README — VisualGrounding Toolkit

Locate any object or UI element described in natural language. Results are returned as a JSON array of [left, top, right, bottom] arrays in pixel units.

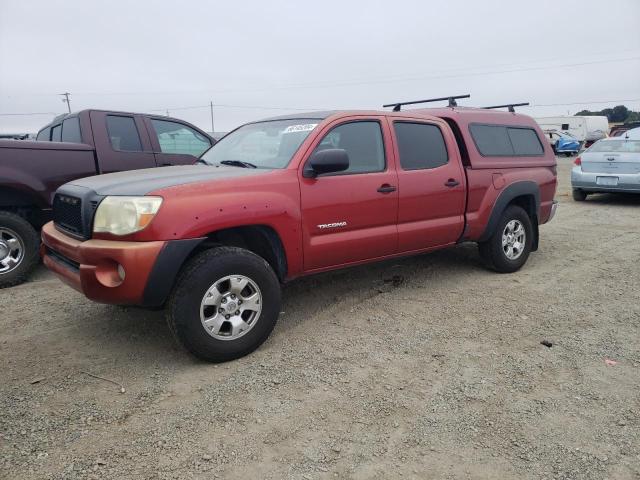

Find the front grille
[[53, 194, 84, 237]]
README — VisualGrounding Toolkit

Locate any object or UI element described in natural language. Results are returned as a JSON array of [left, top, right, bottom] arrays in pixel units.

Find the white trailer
[[534, 116, 609, 142]]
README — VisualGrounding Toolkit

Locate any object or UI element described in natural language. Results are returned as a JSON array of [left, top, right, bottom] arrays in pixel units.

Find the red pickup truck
[[42, 104, 558, 362], [0, 109, 214, 287]]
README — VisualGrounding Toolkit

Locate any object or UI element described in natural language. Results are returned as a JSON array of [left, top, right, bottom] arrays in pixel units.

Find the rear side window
[[150, 119, 211, 157], [51, 124, 62, 142], [36, 127, 51, 141], [312, 121, 385, 174], [393, 122, 448, 170], [61, 117, 82, 143], [106, 115, 143, 152], [508, 128, 544, 155], [469, 124, 543, 157]]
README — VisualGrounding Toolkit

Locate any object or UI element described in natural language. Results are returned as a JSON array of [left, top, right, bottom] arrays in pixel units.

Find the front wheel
[[478, 205, 533, 273], [166, 246, 281, 362], [0, 211, 40, 288]]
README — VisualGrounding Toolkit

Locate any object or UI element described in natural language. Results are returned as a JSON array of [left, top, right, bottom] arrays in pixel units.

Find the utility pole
[[210, 101, 215, 133], [59, 92, 72, 113]]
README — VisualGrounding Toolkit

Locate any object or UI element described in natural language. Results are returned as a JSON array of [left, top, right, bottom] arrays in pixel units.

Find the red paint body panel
[[385, 115, 467, 251], [43, 107, 557, 304], [41, 222, 165, 304], [297, 115, 399, 270]]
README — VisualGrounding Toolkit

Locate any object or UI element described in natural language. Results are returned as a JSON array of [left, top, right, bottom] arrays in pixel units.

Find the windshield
[[588, 140, 640, 153], [200, 119, 321, 168]]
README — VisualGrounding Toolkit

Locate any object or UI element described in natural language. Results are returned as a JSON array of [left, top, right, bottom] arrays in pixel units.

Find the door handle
[[444, 179, 460, 187], [377, 184, 396, 193]]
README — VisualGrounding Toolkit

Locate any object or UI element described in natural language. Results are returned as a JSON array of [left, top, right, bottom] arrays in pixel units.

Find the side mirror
[[303, 149, 349, 178]]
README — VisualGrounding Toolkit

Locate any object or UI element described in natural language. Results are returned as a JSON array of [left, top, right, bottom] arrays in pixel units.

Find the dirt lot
[[1, 158, 639, 480]]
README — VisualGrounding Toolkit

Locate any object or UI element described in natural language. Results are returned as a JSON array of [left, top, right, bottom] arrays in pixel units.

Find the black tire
[[478, 205, 533, 273], [572, 189, 587, 201], [564, 152, 573, 157], [0, 211, 40, 288], [166, 246, 281, 362]]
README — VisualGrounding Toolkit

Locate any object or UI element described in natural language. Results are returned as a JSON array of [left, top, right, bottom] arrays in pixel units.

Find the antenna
[[383, 94, 470, 112], [483, 102, 529, 113]]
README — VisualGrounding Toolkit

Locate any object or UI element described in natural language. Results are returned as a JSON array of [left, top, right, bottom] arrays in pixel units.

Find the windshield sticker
[[283, 123, 318, 134]]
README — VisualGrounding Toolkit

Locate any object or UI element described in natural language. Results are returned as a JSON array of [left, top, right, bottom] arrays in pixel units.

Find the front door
[[390, 119, 466, 252], [299, 118, 398, 271]]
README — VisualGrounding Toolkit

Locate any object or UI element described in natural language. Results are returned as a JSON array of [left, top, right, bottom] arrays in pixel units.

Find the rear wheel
[[572, 189, 588, 201], [166, 246, 281, 362], [0, 211, 39, 288], [478, 205, 533, 273]]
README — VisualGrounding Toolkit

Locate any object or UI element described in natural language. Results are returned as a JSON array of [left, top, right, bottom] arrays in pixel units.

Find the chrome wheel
[[200, 274, 262, 341], [502, 220, 526, 260], [0, 228, 24, 275]]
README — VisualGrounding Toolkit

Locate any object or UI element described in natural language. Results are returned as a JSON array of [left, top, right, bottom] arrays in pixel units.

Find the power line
[[5, 52, 639, 99], [3, 98, 639, 119], [0, 112, 58, 116], [528, 98, 640, 107], [79, 55, 640, 95], [148, 103, 328, 113]]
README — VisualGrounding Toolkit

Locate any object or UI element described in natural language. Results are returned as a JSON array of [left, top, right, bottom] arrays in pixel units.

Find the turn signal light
[[574, 157, 581, 166]]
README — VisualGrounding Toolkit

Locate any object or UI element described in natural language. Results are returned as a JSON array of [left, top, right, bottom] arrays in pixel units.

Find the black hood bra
[[67, 164, 269, 196]]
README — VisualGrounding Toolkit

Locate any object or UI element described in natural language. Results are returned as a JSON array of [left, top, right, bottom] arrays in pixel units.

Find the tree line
[[575, 105, 640, 123]]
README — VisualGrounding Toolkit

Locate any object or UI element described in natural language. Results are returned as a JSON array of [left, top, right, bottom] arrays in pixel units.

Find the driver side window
[[312, 121, 385, 175]]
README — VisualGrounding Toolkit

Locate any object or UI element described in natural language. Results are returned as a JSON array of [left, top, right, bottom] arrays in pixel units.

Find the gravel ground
[[1, 158, 639, 480]]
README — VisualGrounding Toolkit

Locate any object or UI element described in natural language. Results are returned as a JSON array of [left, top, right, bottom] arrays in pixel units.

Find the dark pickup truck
[[0, 109, 214, 287]]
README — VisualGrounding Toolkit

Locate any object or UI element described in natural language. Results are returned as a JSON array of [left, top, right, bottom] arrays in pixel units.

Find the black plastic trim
[[53, 184, 105, 240], [45, 247, 80, 273], [142, 237, 206, 307], [478, 181, 540, 242]]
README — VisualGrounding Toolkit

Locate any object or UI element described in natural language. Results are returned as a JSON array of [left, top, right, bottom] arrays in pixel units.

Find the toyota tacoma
[[42, 100, 558, 362]]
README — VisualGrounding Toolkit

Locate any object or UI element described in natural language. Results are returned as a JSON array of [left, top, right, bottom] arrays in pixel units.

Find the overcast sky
[[1, 0, 639, 133]]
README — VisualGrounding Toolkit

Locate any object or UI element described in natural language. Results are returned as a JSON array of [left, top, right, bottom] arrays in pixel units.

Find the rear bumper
[[571, 166, 640, 193], [547, 200, 558, 222]]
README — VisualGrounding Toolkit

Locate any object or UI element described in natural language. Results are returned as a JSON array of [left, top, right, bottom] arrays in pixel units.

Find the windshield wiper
[[220, 160, 257, 169], [196, 158, 209, 165]]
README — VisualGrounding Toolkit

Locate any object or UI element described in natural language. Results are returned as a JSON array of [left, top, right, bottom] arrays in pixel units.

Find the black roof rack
[[383, 94, 470, 112], [483, 102, 529, 113]]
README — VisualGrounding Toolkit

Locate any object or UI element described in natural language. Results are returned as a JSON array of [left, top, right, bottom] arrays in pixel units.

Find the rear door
[[389, 117, 466, 252], [89, 111, 157, 173], [145, 117, 213, 166], [299, 117, 399, 271]]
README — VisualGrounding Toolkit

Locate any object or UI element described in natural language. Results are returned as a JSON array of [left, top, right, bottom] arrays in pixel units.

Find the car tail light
[[574, 157, 581, 166]]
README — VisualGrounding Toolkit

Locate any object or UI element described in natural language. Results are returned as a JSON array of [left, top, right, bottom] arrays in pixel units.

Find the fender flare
[[478, 181, 540, 247]]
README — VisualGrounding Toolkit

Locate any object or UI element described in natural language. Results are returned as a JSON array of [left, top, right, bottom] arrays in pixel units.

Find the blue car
[[545, 131, 581, 156]]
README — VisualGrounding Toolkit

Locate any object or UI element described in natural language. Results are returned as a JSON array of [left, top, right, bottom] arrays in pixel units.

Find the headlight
[[93, 196, 163, 236]]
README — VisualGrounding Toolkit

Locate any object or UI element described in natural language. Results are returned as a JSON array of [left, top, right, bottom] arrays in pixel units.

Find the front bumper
[[41, 222, 167, 305], [571, 166, 640, 193]]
